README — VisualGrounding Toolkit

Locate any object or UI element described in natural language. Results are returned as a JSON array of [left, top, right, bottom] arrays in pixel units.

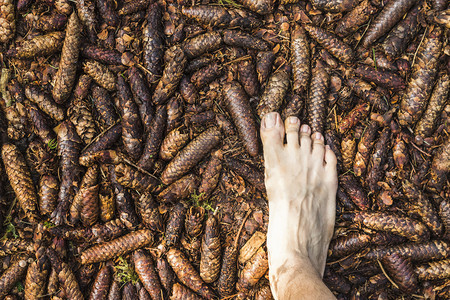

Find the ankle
[[268, 248, 312, 271]]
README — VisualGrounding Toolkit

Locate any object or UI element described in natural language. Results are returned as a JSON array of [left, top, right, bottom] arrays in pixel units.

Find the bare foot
[[261, 112, 337, 299]]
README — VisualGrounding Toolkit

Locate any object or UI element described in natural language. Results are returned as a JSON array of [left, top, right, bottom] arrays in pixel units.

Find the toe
[[261, 112, 284, 165], [299, 124, 312, 156], [261, 112, 285, 145], [325, 146, 338, 222], [324, 145, 338, 181], [324, 145, 337, 167], [284, 117, 300, 149], [311, 132, 325, 163]]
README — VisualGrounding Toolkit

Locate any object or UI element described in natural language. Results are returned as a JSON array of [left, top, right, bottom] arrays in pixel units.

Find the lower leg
[[269, 253, 334, 299], [261, 112, 337, 300]]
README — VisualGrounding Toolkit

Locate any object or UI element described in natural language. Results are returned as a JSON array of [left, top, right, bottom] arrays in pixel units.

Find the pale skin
[[261, 112, 337, 300]]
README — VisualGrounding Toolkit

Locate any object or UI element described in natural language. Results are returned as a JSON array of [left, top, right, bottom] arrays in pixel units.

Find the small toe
[[311, 132, 325, 162], [284, 117, 300, 149], [324, 145, 337, 167], [261, 112, 285, 165], [324, 145, 338, 184]]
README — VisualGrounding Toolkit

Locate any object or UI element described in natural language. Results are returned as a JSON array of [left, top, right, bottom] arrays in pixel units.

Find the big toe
[[261, 112, 284, 164]]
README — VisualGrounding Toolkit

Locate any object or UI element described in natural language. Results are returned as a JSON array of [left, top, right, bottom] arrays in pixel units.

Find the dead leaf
[[97, 28, 108, 40]]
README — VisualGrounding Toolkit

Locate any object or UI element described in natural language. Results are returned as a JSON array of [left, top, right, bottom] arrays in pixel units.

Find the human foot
[[261, 112, 337, 276]]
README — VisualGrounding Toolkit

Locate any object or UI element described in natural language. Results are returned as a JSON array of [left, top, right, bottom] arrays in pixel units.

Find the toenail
[[314, 132, 323, 141], [326, 145, 331, 150], [264, 113, 276, 128], [289, 117, 299, 124], [300, 124, 310, 133]]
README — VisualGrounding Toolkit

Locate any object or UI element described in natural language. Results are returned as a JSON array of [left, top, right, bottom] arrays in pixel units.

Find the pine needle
[[372, 48, 377, 71], [377, 259, 399, 290], [412, 27, 427, 68]]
